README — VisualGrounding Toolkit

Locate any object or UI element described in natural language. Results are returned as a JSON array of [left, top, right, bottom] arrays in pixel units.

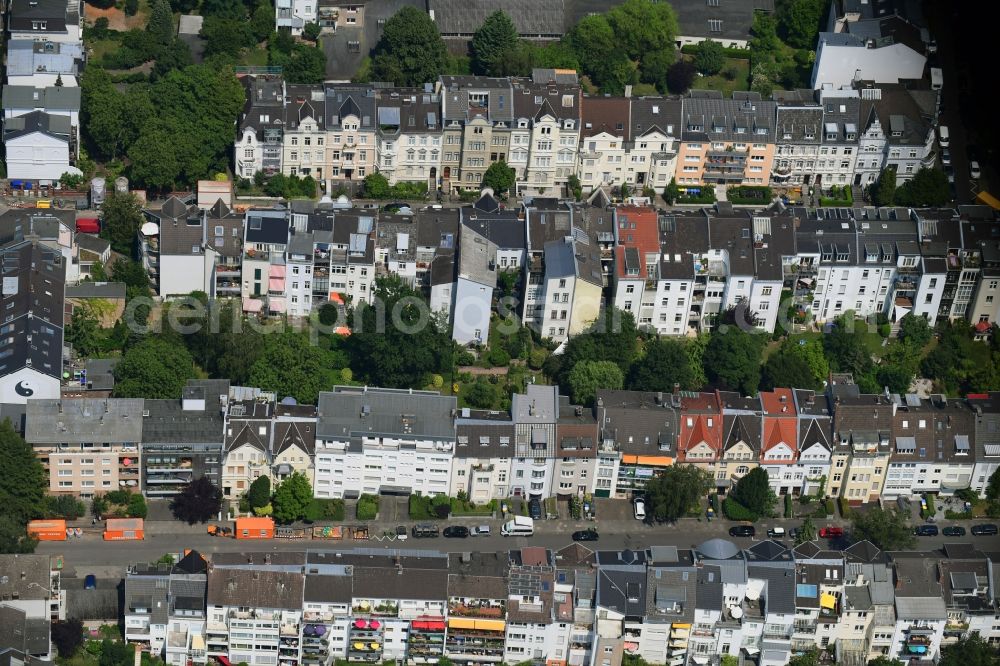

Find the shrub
[[127, 493, 148, 519], [727, 185, 773, 205], [105, 490, 130, 505], [45, 495, 87, 520], [822, 499, 835, 516], [837, 497, 852, 519], [408, 495, 435, 520], [456, 349, 476, 366], [722, 496, 757, 521], [945, 510, 972, 520], [675, 186, 717, 205], [487, 347, 511, 367], [784, 494, 793, 518], [356, 494, 379, 521]]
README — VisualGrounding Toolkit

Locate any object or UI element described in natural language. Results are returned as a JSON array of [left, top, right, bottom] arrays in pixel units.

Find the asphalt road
[[37, 517, 1000, 571]]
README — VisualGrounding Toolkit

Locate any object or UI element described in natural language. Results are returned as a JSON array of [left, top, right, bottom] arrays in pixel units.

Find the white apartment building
[[511, 79, 580, 197], [375, 89, 442, 188], [452, 409, 514, 501], [772, 92, 822, 186], [313, 387, 457, 499], [815, 90, 860, 188]]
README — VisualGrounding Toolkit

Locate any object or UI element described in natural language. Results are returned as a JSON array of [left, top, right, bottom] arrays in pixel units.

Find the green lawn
[[238, 48, 269, 67], [88, 37, 119, 62], [690, 57, 750, 96]]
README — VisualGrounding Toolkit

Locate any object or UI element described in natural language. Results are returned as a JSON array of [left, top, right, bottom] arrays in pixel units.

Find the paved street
[[38, 514, 1000, 572]]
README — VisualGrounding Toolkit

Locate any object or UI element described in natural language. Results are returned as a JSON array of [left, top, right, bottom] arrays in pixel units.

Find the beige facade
[[675, 140, 777, 186], [222, 441, 267, 498]]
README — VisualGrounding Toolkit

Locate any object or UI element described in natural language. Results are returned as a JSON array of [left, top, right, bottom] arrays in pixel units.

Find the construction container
[[76, 218, 100, 234], [104, 518, 144, 541], [28, 519, 67, 541], [235, 516, 274, 539]]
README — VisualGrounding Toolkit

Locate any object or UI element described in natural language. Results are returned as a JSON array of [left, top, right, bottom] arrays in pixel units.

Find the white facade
[[159, 254, 210, 299], [578, 131, 627, 190], [313, 439, 453, 498], [285, 256, 313, 317], [3, 130, 69, 180]]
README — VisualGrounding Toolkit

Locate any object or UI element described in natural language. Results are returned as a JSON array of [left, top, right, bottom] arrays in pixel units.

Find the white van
[[501, 515, 534, 537], [938, 125, 950, 147], [930, 67, 943, 91]]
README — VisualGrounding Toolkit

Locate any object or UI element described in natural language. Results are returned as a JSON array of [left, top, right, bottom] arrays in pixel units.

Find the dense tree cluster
[[81, 64, 244, 191]]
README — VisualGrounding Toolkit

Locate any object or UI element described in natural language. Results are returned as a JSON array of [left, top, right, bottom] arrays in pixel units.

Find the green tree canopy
[[66, 305, 101, 358], [481, 161, 516, 196], [100, 191, 145, 256], [113, 336, 197, 399], [471, 11, 519, 76], [0, 420, 47, 526], [897, 313, 932, 348], [867, 657, 904, 666], [777, 0, 826, 49], [787, 651, 820, 666], [464, 380, 500, 409], [729, 468, 775, 519], [627, 338, 698, 392], [371, 6, 448, 86], [639, 48, 676, 92], [548, 309, 640, 388], [871, 167, 897, 206], [363, 172, 391, 199], [247, 476, 272, 509], [762, 338, 828, 390], [346, 276, 454, 388], [703, 324, 765, 395], [272, 43, 327, 84], [272, 473, 314, 523], [567, 360, 624, 406], [938, 633, 1000, 666], [666, 60, 697, 93], [605, 0, 679, 61], [895, 167, 952, 207], [851, 507, 915, 551], [147, 0, 175, 45], [201, 17, 255, 57], [250, 1, 274, 42], [170, 476, 223, 524], [823, 315, 875, 378], [796, 516, 817, 544], [248, 331, 343, 405], [643, 465, 711, 522], [693, 39, 725, 75], [0, 516, 36, 554]]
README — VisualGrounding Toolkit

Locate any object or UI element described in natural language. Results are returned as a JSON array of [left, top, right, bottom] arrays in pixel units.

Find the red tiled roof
[[760, 388, 796, 415], [614, 206, 660, 279], [762, 418, 798, 461]]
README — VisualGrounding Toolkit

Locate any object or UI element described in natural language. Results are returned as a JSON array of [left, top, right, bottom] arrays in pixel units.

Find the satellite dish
[[730, 606, 743, 619]]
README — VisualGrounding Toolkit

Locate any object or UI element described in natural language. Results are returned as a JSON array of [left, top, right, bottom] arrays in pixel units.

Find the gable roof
[[272, 420, 315, 456], [2, 110, 71, 142], [428, 0, 565, 37]]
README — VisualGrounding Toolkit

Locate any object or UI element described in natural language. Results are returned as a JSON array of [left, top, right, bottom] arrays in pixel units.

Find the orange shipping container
[[104, 518, 144, 541], [28, 519, 67, 541], [235, 516, 274, 539]]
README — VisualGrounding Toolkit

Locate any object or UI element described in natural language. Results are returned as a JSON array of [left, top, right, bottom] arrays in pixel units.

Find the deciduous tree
[[729, 468, 775, 519], [272, 473, 313, 523], [481, 161, 516, 197], [171, 477, 223, 524], [851, 507, 915, 551], [51, 620, 85, 659], [643, 465, 711, 522], [665, 60, 697, 94], [371, 6, 448, 86], [627, 338, 697, 392], [693, 39, 725, 75], [471, 11, 519, 76], [567, 360, 624, 406], [113, 337, 197, 399], [0, 420, 46, 526]]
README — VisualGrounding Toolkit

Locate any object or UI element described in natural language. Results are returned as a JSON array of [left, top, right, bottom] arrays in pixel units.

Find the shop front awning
[[448, 618, 476, 630], [269, 297, 287, 313], [269, 264, 286, 278], [269, 277, 285, 292]]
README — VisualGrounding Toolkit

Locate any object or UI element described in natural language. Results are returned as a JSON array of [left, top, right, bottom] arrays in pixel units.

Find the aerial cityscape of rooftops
[[2, 1, 1000, 666]]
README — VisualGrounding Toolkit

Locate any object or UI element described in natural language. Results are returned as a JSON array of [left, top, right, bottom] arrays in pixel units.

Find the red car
[[819, 526, 844, 538]]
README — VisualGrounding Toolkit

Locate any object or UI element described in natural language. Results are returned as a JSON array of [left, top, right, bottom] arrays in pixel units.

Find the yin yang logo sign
[[14, 381, 34, 397]]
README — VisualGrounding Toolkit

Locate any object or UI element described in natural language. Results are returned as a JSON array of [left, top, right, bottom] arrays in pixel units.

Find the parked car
[[84, 574, 96, 590], [788, 527, 801, 541], [395, 525, 407, 541], [471, 525, 492, 537], [914, 524, 939, 536], [942, 148, 952, 166], [443, 526, 469, 538], [767, 527, 786, 539], [942, 526, 966, 537], [972, 524, 999, 536], [633, 498, 647, 521], [971, 161, 982, 179], [529, 498, 543, 520], [729, 525, 755, 538], [819, 526, 844, 538], [572, 528, 599, 542]]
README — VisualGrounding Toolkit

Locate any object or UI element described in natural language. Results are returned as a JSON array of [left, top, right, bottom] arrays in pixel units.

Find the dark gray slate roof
[[2, 110, 71, 142], [1, 85, 79, 111], [429, 0, 564, 37], [317, 386, 457, 441], [207, 569, 304, 609], [26, 398, 144, 444], [682, 95, 776, 143], [0, 241, 65, 380]]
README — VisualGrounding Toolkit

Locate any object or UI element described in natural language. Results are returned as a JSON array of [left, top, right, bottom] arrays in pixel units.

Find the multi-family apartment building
[[815, 88, 860, 188], [595, 390, 676, 499], [439, 76, 514, 193], [510, 74, 581, 197], [375, 88, 443, 188], [124, 551, 208, 666], [0, 553, 64, 661], [771, 89, 823, 186], [676, 91, 776, 187], [452, 408, 515, 502], [27, 398, 144, 497], [313, 386, 457, 499]]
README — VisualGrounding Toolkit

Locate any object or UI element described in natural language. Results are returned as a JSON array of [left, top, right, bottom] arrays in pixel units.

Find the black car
[[942, 526, 966, 537], [914, 524, 939, 536], [529, 498, 543, 520], [972, 524, 999, 536], [572, 529, 599, 542], [729, 525, 755, 538], [443, 526, 469, 538]]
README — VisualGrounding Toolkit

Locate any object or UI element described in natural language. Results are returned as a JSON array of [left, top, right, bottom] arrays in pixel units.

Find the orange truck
[[28, 519, 67, 541], [235, 516, 275, 539], [104, 518, 144, 541]]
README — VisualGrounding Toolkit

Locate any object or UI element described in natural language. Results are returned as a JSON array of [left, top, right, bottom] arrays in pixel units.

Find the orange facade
[[235, 516, 275, 539]]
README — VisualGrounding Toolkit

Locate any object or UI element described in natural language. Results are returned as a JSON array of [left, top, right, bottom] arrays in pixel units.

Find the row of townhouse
[[123, 539, 1000, 666], [1, 0, 84, 182], [145, 186, 1000, 346], [606, 202, 1000, 336], [234, 72, 939, 197], [22, 373, 1000, 504]]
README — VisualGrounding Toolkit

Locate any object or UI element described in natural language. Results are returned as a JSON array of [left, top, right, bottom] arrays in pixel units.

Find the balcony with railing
[[447, 600, 505, 618]]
